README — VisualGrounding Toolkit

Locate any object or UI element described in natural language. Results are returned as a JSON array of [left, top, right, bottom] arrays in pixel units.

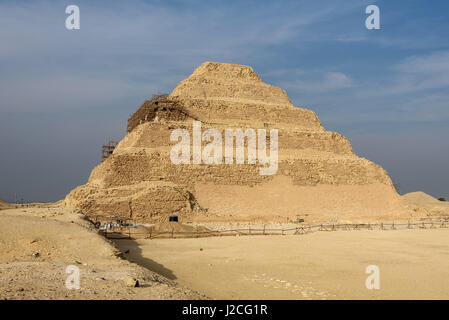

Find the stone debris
[[124, 276, 139, 288]]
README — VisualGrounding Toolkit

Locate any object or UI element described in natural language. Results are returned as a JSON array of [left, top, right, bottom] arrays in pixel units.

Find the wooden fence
[[100, 218, 449, 240]]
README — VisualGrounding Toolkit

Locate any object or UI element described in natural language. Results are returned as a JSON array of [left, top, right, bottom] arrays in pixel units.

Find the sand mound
[[403, 191, 442, 204], [0, 200, 11, 210], [402, 192, 449, 216], [65, 61, 414, 223]]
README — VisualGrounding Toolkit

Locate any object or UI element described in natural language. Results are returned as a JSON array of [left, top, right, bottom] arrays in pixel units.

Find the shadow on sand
[[112, 239, 177, 280]]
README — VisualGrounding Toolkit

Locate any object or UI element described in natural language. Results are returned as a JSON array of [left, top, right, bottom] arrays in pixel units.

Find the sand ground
[[115, 229, 449, 299], [2, 205, 448, 300]]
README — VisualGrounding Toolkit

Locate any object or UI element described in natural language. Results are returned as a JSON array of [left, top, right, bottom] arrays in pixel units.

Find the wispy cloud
[[389, 51, 449, 93], [281, 71, 354, 93], [275, 50, 449, 125], [354, 50, 449, 98]]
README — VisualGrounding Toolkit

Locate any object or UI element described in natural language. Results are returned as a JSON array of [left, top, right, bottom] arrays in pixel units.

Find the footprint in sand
[[243, 273, 335, 299]]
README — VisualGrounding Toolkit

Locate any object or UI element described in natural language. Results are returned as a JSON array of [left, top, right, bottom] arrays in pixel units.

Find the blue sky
[[1, 0, 449, 202]]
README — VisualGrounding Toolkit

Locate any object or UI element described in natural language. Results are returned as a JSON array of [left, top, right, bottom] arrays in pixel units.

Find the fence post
[[263, 225, 266, 235]]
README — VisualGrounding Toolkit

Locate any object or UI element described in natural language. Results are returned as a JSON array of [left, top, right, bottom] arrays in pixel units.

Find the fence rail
[[100, 219, 449, 240]]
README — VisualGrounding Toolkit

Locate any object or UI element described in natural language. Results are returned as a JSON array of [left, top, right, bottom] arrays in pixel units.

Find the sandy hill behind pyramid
[[403, 192, 449, 216], [65, 62, 416, 223]]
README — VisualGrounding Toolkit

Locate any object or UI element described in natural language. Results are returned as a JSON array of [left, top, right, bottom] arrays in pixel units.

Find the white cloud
[[281, 71, 354, 93], [395, 51, 449, 74], [323, 72, 354, 89], [382, 51, 449, 94]]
